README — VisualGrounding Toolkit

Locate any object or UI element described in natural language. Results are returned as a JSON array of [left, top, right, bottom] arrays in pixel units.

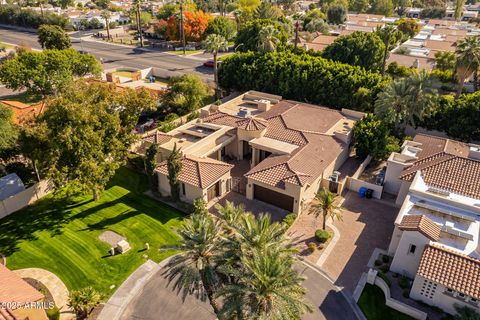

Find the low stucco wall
[[346, 155, 383, 199], [0, 180, 54, 219]]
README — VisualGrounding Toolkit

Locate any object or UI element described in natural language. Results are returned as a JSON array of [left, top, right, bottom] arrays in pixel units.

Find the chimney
[[257, 100, 271, 112], [468, 144, 480, 160]]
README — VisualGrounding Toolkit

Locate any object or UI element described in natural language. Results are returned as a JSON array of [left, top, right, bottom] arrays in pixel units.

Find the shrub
[[282, 213, 297, 228], [379, 264, 390, 273], [46, 306, 60, 320], [374, 259, 382, 266], [307, 242, 317, 253], [315, 229, 331, 243], [377, 272, 391, 287], [398, 276, 410, 289], [402, 289, 410, 298], [381, 255, 390, 264]]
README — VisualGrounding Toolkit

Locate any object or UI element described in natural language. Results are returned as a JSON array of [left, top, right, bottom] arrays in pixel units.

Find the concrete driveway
[[120, 260, 361, 320]]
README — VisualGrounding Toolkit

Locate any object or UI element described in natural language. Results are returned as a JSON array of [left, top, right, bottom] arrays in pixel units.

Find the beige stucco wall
[[384, 156, 409, 195], [390, 231, 430, 278], [157, 171, 231, 204], [388, 226, 404, 255], [396, 181, 412, 206], [410, 276, 480, 316]]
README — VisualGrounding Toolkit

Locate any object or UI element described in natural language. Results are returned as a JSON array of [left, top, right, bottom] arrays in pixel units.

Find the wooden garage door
[[253, 185, 294, 212]]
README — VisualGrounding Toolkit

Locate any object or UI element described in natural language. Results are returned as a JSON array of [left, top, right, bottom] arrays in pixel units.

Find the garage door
[[253, 185, 294, 212]]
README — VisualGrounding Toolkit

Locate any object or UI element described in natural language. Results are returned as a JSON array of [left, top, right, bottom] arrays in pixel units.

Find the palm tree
[[374, 72, 436, 130], [204, 34, 228, 95], [132, 0, 144, 47], [215, 200, 245, 228], [257, 25, 280, 52], [311, 188, 342, 230], [68, 287, 102, 319], [376, 25, 402, 75], [217, 249, 312, 320], [167, 143, 182, 202], [455, 36, 480, 98], [100, 10, 111, 41], [161, 213, 222, 314]]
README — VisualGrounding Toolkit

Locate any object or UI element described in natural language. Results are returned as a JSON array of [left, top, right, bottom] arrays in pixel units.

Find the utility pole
[[179, 1, 186, 55], [136, 1, 144, 47], [294, 20, 299, 53]]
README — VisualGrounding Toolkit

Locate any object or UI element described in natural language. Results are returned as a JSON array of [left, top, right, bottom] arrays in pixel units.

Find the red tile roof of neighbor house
[[142, 130, 172, 145], [417, 244, 480, 299], [399, 134, 480, 198], [202, 100, 348, 189], [0, 100, 46, 124], [0, 264, 44, 307], [386, 54, 436, 72], [156, 155, 233, 188], [399, 215, 441, 241], [236, 117, 268, 131]]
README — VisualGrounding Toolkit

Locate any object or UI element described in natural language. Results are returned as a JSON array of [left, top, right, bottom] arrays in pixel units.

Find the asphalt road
[[0, 27, 213, 80], [120, 260, 361, 320]]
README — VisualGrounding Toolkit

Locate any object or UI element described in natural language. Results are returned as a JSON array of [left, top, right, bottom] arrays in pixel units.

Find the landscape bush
[[282, 213, 297, 228], [315, 229, 331, 243], [379, 264, 390, 273], [381, 255, 390, 264], [374, 259, 382, 266], [307, 242, 317, 253], [218, 50, 387, 112], [398, 276, 410, 289]]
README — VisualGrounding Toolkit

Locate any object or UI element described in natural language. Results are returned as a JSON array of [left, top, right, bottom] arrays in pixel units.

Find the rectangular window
[[182, 183, 186, 195], [408, 244, 416, 255]]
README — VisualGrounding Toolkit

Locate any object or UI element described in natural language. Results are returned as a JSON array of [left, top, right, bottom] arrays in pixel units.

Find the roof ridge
[[277, 115, 309, 145], [399, 152, 455, 179], [196, 160, 203, 188], [245, 161, 287, 177]]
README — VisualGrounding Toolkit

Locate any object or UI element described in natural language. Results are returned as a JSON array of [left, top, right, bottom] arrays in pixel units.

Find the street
[[0, 27, 213, 80]]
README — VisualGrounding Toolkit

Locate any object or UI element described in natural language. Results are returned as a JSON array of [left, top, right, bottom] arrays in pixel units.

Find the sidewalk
[[13, 268, 75, 320]]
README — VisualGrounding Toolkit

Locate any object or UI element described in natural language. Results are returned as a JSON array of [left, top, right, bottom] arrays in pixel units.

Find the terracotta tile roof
[[236, 117, 268, 131], [398, 215, 441, 241], [263, 116, 308, 146], [424, 40, 457, 53], [142, 130, 172, 145], [417, 244, 480, 299], [201, 112, 241, 127], [399, 134, 480, 198], [387, 54, 435, 72], [0, 264, 44, 307], [156, 155, 233, 188], [1, 100, 47, 124]]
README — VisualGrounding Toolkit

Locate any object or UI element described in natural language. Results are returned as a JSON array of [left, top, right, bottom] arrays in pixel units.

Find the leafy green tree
[[162, 74, 211, 115], [23, 80, 134, 200], [204, 34, 228, 91], [376, 25, 403, 75], [257, 25, 281, 52], [157, 3, 177, 20], [162, 212, 222, 313], [369, 0, 394, 16], [303, 8, 326, 28], [323, 31, 385, 71], [350, 0, 369, 13], [94, 0, 110, 9], [145, 143, 158, 190], [453, 304, 480, 320], [167, 143, 182, 202], [0, 106, 18, 159], [158, 113, 179, 132], [394, 0, 411, 16], [68, 287, 102, 319], [0, 49, 100, 98], [386, 61, 414, 78], [217, 249, 311, 320], [255, 1, 282, 19], [454, 0, 465, 21], [311, 188, 342, 230], [435, 51, 456, 71], [396, 18, 420, 38], [204, 16, 237, 41], [375, 72, 437, 130], [420, 6, 446, 18], [235, 19, 288, 52], [305, 18, 329, 33], [327, 4, 347, 25], [37, 24, 71, 49], [455, 36, 480, 97], [353, 114, 400, 160]]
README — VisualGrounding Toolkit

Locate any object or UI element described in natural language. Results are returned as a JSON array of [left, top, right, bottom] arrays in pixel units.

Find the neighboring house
[[0, 100, 46, 125], [141, 91, 364, 212], [0, 264, 47, 320], [0, 173, 25, 201], [383, 134, 480, 315]]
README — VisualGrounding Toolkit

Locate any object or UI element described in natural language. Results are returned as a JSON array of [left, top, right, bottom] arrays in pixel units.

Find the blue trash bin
[[359, 187, 367, 198]]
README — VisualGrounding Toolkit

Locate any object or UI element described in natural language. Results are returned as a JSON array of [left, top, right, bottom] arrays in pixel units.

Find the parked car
[[203, 60, 221, 68]]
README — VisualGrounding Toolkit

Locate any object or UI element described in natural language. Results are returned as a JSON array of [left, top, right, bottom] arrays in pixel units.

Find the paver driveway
[[321, 191, 398, 293]]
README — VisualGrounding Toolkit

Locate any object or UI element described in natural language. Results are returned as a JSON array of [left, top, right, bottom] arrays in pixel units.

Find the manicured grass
[[168, 49, 204, 55], [358, 284, 414, 320], [0, 167, 184, 297]]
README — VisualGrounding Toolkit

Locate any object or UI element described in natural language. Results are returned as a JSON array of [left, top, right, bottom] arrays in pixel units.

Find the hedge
[[218, 51, 388, 112], [0, 5, 68, 29]]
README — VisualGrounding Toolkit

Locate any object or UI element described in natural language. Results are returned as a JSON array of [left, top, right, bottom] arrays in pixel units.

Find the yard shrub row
[[0, 5, 68, 29], [218, 50, 388, 112]]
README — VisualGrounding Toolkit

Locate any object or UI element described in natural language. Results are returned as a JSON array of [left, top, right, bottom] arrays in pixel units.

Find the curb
[[315, 220, 340, 267]]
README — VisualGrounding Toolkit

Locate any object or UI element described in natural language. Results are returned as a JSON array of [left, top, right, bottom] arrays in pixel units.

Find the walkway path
[[13, 268, 75, 320]]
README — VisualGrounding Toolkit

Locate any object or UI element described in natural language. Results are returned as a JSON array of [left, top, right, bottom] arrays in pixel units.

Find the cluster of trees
[[38, 24, 71, 50], [0, 4, 68, 29], [218, 50, 387, 111], [162, 200, 312, 319]]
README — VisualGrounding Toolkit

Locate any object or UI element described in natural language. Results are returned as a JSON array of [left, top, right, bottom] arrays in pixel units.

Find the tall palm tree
[[215, 200, 245, 228], [217, 249, 312, 320], [376, 25, 402, 75], [204, 34, 228, 94], [311, 188, 342, 230], [161, 213, 222, 314], [374, 72, 436, 130], [132, 0, 144, 47], [257, 25, 280, 52], [455, 36, 480, 98], [100, 10, 112, 41]]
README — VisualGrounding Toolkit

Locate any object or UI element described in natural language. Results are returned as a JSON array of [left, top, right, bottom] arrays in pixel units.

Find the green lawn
[[168, 49, 204, 55], [358, 284, 415, 320], [0, 167, 184, 297]]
